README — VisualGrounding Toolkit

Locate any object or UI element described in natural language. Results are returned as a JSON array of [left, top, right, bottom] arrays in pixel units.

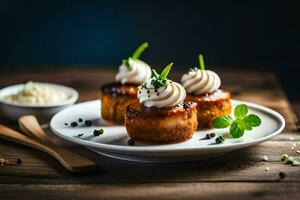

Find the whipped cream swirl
[[181, 69, 221, 95], [138, 79, 186, 108], [115, 58, 151, 84]]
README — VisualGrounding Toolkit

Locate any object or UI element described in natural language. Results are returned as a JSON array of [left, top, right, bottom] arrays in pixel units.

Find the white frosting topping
[[137, 79, 186, 108], [115, 58, 151, 84], [181, 69, 221, 95]]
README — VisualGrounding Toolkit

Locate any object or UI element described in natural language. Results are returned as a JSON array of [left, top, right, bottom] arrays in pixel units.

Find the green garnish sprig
[[189, 53, 205, 72], [24, 81, 37, 92], [150, 63, 173, 89], [281, 154, 300, 166], [122, 42, 149, 70], [212, 104, 262, 138]]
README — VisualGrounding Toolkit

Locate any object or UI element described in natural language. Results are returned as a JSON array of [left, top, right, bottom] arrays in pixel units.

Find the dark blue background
[[0, 0, 299, 99]]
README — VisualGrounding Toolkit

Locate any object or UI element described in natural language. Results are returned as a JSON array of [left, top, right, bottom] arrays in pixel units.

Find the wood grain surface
[[0, 68, 299, 200]]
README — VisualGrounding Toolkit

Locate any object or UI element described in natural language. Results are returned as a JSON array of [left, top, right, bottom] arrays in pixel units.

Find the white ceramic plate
[[50, 100, 285, 163]]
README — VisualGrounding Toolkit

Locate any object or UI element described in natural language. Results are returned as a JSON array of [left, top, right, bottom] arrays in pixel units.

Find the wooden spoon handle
[[0, 124, 95, 173], [18, 115, 52, 144]]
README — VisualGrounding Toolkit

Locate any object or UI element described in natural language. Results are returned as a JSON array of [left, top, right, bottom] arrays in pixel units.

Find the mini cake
[[181, 54, 232, 129], [101, 42, 151, 124], [125, 63, 198, 143]]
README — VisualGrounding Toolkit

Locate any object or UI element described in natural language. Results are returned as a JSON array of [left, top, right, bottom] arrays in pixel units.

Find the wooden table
[[0, 69, 299, 200]]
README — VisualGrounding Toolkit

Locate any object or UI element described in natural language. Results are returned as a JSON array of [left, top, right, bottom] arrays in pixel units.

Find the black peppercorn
[[204, 133, 216, 139], [93, 129, 104, 136], [16, 158, 22, 164], [279, 172, 287, 179], [78, 118, 83, 122], [77, 133, 84, 137], [64, 123, 68, 126], [216, 136, 225, 144], [209, 133, 216, 138], [85, 120, 92, 126], [127, 139, 135, 146], [71, 122, 78, 127], [205, 134, 212, 139]]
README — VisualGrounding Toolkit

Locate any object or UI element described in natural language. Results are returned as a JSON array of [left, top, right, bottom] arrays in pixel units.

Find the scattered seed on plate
[[281, 154, 289, 161], [127, 139, 135, 146], [279, 172, 287, 179], [85, 120, 92, 127], [77, 133, 84, 137], [262, 155, 269, 161], [71, 122, 78, 127], [64, 123, 68, 126], [285, 156, 295, 164], [93, 129, 104, 136], [78, 118, 83, 122], [291, 146, 295, 150], [292, 159, 300, 166]]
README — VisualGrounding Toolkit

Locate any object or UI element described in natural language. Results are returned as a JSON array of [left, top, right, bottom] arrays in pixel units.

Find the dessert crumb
[[265, 167, 270, 171], [262, 155, 269, 161]]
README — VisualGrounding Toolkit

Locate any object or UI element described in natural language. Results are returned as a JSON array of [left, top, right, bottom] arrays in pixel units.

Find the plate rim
[[50, 99, 285, 153]]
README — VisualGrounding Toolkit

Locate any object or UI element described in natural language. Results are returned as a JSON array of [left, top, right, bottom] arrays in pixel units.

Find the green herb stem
[[149, 62, 174, 89], [198, 54, 205, 70], [132, 42, 149, 59], [161, 62, 173, 78]]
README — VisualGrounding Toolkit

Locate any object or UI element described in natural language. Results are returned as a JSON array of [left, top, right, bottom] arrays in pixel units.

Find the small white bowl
[[0, 82, 79, 122]]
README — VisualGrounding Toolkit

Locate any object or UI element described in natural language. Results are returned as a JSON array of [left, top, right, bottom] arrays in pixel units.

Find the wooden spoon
[[0, 123, 95, 173], [18, 115, 57, 145]]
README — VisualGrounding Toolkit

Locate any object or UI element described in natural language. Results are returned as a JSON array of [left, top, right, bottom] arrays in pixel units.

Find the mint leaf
[[234, 104, 248, 119], [212, 115, 233, 128], [132, 42, 148, 59], [230, 121, 245, 138], [243, 114, 261, 127], [241, 120, 253, 130], [212, 104, 262, 139], [161, 63, 173, 79]]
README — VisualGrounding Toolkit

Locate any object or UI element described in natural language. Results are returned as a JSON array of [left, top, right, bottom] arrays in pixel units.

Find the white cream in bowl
[[3, 82, 70, 106], [0, 82, 78, 121]]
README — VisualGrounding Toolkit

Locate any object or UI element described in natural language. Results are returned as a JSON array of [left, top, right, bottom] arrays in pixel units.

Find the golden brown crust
[[185, 89, 232, 129], [101, 82, 138, 97], [100, 82, 138, 124], [125, 101, 198, 144]]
